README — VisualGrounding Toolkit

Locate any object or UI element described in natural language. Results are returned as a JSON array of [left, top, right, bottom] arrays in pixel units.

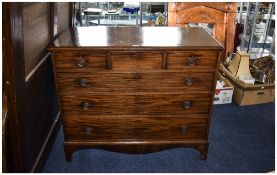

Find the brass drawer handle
[[183, 100, 192, 109], [76, 56, 86, 67], [81, 102, 91, 110], [187, 55, 197, 66], [180, 125, 189, 133], [84, 127, 93, 135], [185, 77, 193, 86], [134, 73, 140, 80], [79, 78, 87, 87], [132, 53, 140, 59]]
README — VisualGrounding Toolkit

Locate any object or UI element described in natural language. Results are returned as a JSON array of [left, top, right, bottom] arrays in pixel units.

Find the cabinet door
[[3, 2, 72, 172]]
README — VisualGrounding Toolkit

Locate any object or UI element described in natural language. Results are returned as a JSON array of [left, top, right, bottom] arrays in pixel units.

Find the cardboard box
[[219, 64, 275, 106], [233, 86, 274, 106], [214, 72, 234, 104], [227, 51, 251, 78]]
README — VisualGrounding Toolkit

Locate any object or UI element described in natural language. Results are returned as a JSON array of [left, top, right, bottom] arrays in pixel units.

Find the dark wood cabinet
[[49, 27, 223, 161], [2, 2, 73, 172]]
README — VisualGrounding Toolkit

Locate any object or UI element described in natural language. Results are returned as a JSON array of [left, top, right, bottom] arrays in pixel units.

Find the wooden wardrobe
[[2, 2, 73, 172], [168, 2, 238, 60]]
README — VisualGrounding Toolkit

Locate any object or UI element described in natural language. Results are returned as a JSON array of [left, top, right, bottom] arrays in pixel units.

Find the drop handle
[[132, 53, 140, 59], [76, 56, 86, 67], [180, 125, 189, 133], [185, 77, 193, 86], [84, 127, 93, 135], [134, 73, 140, 80], [187, 55, 197, 66], [81, 102, 91, 110], [183, 100, 192, 109], [79, 78, 87, 87]]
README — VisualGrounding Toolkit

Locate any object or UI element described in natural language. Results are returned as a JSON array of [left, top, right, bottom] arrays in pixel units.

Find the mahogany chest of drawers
[[48, 27, 223, 161]]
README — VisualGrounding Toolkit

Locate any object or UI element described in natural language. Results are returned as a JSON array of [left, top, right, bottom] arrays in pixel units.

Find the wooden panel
[[57, 2, 70, 34], [23, 2, 50, 75], [3, 2, 62, 172], [175, 6, 226, 24], [63, 116, 208, 141], [21, 57, 59, 172], [172, 2, 237, 13], [56, 71, 215, 93], [54, 52, 107, 71], [61, 93, 211, 115], [167, 51, 218, 70], [226, 13, 237, 55], [168, 2, 237, 60], [174, 6, 226, 47], [111, 52, 162, 70], [3, 3, 26, 172], [2, 93, 8, 172]]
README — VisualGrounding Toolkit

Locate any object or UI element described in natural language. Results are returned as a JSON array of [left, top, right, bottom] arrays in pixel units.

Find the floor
[[43, 102, 275, 173]]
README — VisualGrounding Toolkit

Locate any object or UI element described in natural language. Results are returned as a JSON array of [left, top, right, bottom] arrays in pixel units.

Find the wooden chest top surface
[[49, 27, 224, 50]]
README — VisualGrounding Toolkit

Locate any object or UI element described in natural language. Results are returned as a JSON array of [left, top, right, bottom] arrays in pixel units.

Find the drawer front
[[167, 51, 218, 70], [61, 93, 211, 115], [63, 116, 208, 141], [111, 52, 162, 70], [57, 72, 215, 93], [54, 53, 107, 71]]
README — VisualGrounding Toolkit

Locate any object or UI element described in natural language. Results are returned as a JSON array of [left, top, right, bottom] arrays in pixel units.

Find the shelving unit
[[237, 2, 275, 59], [140, 2, 168, 26], [75, 2, 168, 27]]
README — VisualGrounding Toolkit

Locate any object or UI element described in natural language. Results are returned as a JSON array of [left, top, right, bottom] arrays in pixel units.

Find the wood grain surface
[[48, 27, 224, 50], [23, 2, 50, 75], [48, 26, 223, 161], [167, 51, 218, 70], [167, 2, 236, 60], [111, 52, 162, 70], [54, 52, 107, 70], [56, 71, 215, 93], [63, 115, 208, 141], [169, 2, 237, 13], [60, 93, 211, 115]]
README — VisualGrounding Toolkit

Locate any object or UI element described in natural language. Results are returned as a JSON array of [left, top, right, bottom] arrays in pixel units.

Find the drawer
[[56, 71, 215, 93], [61, 93, 211, 115], [111, 52, 162, 70], [63, 116, 208, 141], [54, 53, 107, 71], [167, 51, 218, 70]]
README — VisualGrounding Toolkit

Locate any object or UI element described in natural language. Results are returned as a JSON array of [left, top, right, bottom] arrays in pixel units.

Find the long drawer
[[56, 71, 215, 93], [63, 115, 208, 141], [61, 93, 211, 115]]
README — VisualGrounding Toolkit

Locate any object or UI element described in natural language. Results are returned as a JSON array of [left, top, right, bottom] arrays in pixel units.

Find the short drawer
[[167, 51, 218, 70], [54, 53, 107, 71], [111, 52, 162, 70], [56, 71, 215, 93], [63, 116, 208, 141], [61, 93, 211, 115]]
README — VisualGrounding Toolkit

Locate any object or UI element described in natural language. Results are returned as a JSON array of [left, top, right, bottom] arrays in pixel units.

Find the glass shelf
[[75, 2, 168, 27], [237, 2, 275, 59]]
